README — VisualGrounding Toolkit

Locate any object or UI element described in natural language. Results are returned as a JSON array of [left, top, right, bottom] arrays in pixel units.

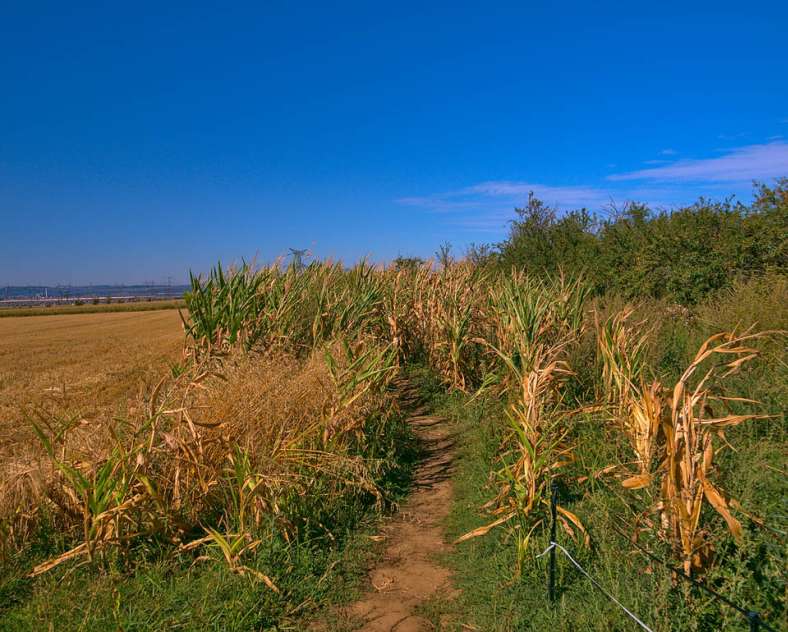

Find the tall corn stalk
[[596, 308, 661, 486], [660, 330, 775, 574], [599, 312, 779, 573], [182, 262, 268, 355], [322, 338, 397, 445], [432, 265, 480, 391], [457, 272, 590, 570]]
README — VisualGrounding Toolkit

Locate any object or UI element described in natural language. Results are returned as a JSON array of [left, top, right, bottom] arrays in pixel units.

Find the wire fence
[[543, 482, 779, 632], [537, 540, 655, 631]]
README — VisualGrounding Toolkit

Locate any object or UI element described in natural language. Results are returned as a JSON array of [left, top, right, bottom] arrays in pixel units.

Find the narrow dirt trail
[[342, 389, 458, 631]]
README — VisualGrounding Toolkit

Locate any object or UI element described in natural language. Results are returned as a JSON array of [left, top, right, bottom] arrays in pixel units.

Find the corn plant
[[29, 422, 137, 572], [596, 308, 660, 485], [224, 447, 266, 533], [456, 272, 590, 568], [597, 310, 780, 571], [432, 266, 479, 391], [658, 329, 776, 574], [182, 261, 266, 353], [202, 527, 278, 592], [596, 307, 650, 409], [322, 338, 397, 444]]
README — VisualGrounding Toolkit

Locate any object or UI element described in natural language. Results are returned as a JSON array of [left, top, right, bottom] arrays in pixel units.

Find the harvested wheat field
[[0, 309, 185, 427]]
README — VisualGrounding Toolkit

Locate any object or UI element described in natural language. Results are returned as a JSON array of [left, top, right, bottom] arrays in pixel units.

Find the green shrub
[[494, 180, 788, 305]]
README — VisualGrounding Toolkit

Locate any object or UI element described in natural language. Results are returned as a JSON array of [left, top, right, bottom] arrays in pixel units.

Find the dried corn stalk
[[660, 329, 775, 573]]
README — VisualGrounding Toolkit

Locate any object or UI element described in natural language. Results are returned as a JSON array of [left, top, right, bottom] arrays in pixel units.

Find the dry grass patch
[[0, 310, 184, 424]]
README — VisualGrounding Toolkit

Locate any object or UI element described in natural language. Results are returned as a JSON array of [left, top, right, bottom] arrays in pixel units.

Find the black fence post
[[549, 480, 558, 603], [747, 611, 761, 631]]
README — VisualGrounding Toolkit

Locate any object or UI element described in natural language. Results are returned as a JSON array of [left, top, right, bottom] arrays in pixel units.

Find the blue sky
[[1, 1, 787, 285]]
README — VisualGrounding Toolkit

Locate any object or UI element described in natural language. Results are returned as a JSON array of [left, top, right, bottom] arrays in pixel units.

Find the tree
[[392, 255, 425, 272], [435, 242, 454, 269]]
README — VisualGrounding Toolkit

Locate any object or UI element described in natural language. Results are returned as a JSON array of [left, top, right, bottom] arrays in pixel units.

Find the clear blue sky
[[2, 1, 787, 285]]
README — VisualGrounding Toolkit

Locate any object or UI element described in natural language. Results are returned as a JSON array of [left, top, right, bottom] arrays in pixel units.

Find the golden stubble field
[[0, 309, 185, 431]]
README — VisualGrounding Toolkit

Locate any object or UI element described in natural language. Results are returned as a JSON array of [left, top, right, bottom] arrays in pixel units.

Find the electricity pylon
[[288, 248, 310, 272]]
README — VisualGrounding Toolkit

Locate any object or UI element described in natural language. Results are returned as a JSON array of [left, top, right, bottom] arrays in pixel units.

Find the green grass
[[0, 299, 186, 318], [0, 489, 401, 632], [412, 342, 785, 632], [0, 519, 385, 632], [0, 404, 420, 631]]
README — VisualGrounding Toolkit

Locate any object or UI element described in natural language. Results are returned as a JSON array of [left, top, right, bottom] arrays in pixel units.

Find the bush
[[494, 180, 788, 305]]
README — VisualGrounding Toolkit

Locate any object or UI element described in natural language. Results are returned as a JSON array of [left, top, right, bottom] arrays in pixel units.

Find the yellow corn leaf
[[622, 473, 651, 489], [29, 543, 88, 577], [454, 511, 515, 544], [178, 535, 213, 552], [700, 413, 774, 427], [558, 516, 575, 540], [730, 498, 765, 527], [240, 566, 279, 593], [556, 505, 590, 547], [700, 478, 743, 540]]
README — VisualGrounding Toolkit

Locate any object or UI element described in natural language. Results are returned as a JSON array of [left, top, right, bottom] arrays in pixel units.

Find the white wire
[[537, 541, 655, 632]]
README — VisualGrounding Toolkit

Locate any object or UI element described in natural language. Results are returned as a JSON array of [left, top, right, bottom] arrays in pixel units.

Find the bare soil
[[339, 398, 459, 631]]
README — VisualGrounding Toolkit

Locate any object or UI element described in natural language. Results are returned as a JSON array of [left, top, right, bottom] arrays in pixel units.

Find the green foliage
[[435, 241, 454, 269], [428, 359, 785, 631], [392, 255, 426, 271], [498, 192, 599, 280], [183, 260, 390, 355], [495, 180, 788, 304]]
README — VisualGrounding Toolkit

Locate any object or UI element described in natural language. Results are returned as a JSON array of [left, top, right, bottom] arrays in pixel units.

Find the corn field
[[3, 258, 782, 594]]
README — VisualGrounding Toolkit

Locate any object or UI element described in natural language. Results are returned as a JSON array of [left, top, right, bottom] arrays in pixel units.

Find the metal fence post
[[549, 480, 558, 603]]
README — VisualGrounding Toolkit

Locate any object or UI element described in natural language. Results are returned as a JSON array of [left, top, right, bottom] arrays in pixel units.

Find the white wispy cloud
[[398, 181, 617, 218], [398, 181, 648, 233], [660, 148, 677, 156], [398, 141, 787, 234], [465, 181, 613, 207], [717, 132, 748, 141], [608, 142, 788, 183]]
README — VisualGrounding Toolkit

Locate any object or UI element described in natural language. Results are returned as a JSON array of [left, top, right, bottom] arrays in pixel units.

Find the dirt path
[[341, 390, 458, 631]]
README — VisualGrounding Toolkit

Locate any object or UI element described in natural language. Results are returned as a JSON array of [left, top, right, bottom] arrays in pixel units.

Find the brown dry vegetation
[[0, 298, 398, 580], [0, 260, 784, 630], [0, 309, 185, 425], [0, 311, 185, 548]]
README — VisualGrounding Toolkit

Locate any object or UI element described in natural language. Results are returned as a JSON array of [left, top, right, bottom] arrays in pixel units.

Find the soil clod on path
[[342, 391, 458, 631]]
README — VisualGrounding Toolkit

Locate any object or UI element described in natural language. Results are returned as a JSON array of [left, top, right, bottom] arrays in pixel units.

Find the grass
[[0, 262, 784, 630], [0, 299, 186, 318], [0, 515, 386, 631], [426, 387, 784, 631]]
